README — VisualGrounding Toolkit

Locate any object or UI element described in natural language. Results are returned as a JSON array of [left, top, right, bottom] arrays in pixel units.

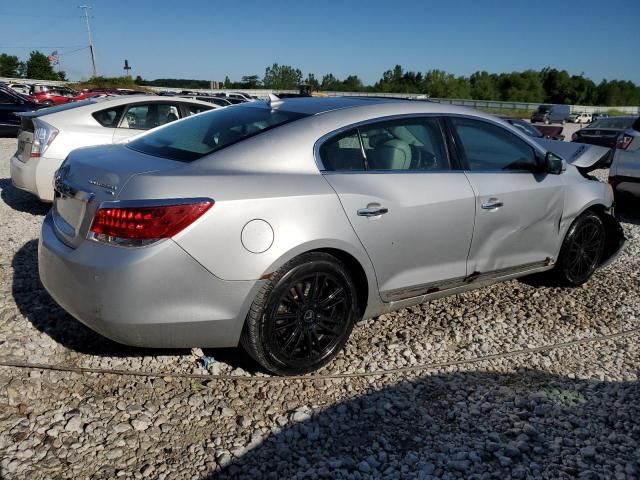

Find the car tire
[[241, 252, 358, 376], [552, 211, 606, 286]]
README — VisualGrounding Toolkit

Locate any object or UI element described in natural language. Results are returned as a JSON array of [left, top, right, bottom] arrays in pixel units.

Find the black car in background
[[0, 85, 45, 136], [571, 116, 640, 167]]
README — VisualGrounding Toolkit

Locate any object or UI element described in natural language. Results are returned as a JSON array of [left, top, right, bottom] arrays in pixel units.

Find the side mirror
[[545, 152, 565, 175]]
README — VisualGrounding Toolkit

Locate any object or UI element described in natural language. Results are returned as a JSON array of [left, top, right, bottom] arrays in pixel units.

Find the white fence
[[2, 76, 638, 114]]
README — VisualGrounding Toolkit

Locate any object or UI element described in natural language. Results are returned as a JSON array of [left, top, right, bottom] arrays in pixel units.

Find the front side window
[[127, 106, 308, 162], [451, 117, 538, 172]]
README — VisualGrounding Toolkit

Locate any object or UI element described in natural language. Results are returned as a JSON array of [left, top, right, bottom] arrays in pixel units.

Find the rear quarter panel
[[117, 116, 384, 317]]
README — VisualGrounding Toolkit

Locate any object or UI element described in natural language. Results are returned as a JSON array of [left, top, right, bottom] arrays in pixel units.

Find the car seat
[[368, 139, 412, 170]]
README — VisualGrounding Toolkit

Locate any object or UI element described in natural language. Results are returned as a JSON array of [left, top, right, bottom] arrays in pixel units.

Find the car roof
[[235, 96, 491, 118], [24, 95, 217, 121]]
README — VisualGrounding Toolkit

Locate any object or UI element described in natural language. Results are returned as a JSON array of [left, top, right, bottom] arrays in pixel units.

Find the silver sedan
[[38, 97, 625, 375]]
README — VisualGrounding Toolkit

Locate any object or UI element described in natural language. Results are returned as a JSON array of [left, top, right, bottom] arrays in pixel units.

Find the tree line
[[3, 52, 639, 106], [0, 51, 67, 81], [138, 64, 640, 106]]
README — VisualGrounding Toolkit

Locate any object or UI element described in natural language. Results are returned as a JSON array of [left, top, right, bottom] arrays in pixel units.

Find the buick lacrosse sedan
[[39, 97, 625, 375]]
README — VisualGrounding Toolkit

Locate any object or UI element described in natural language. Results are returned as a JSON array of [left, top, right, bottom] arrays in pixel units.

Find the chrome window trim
[[313, 113, 451, 174]]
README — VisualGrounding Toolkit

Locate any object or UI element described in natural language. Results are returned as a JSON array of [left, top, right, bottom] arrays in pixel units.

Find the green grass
[[606, 108, 634, 117], [67, 76, 151, 92]]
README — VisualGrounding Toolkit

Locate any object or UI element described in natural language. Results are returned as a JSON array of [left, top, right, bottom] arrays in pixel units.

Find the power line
[[0, 11, 81, 19], [0, 45, 87, 49]]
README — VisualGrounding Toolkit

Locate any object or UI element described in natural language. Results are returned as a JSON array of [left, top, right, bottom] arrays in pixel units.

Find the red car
[[30, 84, 79, 106]]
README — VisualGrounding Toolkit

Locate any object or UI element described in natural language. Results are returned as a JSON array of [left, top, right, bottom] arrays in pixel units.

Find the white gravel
[[1, 136, 639, 479]]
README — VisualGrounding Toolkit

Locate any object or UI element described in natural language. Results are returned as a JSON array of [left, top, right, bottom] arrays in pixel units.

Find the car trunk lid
[[15, 117, 35, 163], [572, 128, 621, 148], [532, 138, 611, 172], [52, 144, 185, 248]]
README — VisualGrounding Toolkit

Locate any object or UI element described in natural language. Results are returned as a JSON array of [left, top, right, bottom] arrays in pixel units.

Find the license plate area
[[52, 173, 95, 246]]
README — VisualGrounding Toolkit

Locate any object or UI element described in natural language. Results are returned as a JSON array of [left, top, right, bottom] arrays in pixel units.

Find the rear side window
[[92, 106, 125, 127], [320, 130, 365, 171], [451, 117, 538, 172], [127, 106, 308, 162], [320, 117, 448, 172], [360, 117, 448, 171], [119, 103, 180, 130]]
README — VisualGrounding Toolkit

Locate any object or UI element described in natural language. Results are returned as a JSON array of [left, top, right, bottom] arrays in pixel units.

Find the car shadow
[[0, 178, 51, 215], [208, 369, 639, 479], [11, 239, 256, 371], [617, 203, 640, 226]]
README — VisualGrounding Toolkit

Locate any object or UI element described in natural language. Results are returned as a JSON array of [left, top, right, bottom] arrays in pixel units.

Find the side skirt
[[378, 260, 555, 313]]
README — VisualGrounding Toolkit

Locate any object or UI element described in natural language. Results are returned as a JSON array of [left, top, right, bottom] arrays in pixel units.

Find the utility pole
[[79, 5, 97, 77]]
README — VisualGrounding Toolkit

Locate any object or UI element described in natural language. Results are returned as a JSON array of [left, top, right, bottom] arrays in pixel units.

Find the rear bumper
[[38, 213, 263, 348], [10, 154, 61, 201]]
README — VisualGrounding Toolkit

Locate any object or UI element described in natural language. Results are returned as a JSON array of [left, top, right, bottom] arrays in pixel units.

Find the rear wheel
[[552, 212, 605, 286], [241, 252, 358, 375]]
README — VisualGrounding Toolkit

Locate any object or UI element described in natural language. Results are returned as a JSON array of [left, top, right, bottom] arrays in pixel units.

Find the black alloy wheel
[[241, 252, 358, 375], [554, 212, 606, 286]]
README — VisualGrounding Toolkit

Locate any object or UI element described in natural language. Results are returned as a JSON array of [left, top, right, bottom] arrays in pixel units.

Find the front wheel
[[552, 212, 605, 286], [241, 252, 358, 375]]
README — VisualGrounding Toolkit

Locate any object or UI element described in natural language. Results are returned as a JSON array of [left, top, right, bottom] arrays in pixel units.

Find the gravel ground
[[1, 136, 639, 479]]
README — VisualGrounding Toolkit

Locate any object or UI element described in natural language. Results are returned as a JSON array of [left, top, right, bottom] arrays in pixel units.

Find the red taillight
[[90, 201, 213, 243], [616, 134, 633, 150]]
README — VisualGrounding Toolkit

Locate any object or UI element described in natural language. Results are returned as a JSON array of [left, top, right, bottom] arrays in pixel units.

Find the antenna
[[79, 4, 97, 77], [267, 93, 283, 108]]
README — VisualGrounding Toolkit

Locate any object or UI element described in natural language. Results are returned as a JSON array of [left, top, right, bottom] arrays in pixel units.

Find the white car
[[10, 96, 216, 201], [569, 112, 592, 124], [8, 83, 32, 96]]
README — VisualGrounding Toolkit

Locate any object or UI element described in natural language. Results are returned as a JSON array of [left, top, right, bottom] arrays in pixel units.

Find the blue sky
[[1, 0, 639, 84]]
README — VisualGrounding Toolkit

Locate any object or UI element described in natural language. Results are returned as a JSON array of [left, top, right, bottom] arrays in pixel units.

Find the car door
[[0, 89, 21, 131], [320, 116, 476, 302], [112, 102, 182, 143], [447, 116, 565, 275]]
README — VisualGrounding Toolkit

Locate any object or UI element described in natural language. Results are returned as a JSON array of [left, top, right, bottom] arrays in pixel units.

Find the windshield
[[588, 117, 636, 129], [537, 106, 551, 113], [127, 105, 309, 162]]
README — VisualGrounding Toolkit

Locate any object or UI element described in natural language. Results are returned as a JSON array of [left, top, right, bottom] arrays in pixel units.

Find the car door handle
[[481, 199, 504, 210], [357, 206, 389, 217]]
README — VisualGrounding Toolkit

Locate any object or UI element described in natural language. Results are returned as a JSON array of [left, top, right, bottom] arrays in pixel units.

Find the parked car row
[[8, 95, 623, 375], [10, 96, 216, 200], [159, 90, 258, 104]]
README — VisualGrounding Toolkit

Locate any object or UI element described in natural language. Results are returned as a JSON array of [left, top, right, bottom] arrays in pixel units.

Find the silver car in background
[[10, 96, 216, 202], [38, 97, 625, 375], [608, 116, 640, 204]]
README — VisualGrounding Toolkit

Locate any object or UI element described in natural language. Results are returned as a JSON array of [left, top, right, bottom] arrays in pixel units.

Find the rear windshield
[[127, 106, 308, 162], [588, 117, 637, 129]]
